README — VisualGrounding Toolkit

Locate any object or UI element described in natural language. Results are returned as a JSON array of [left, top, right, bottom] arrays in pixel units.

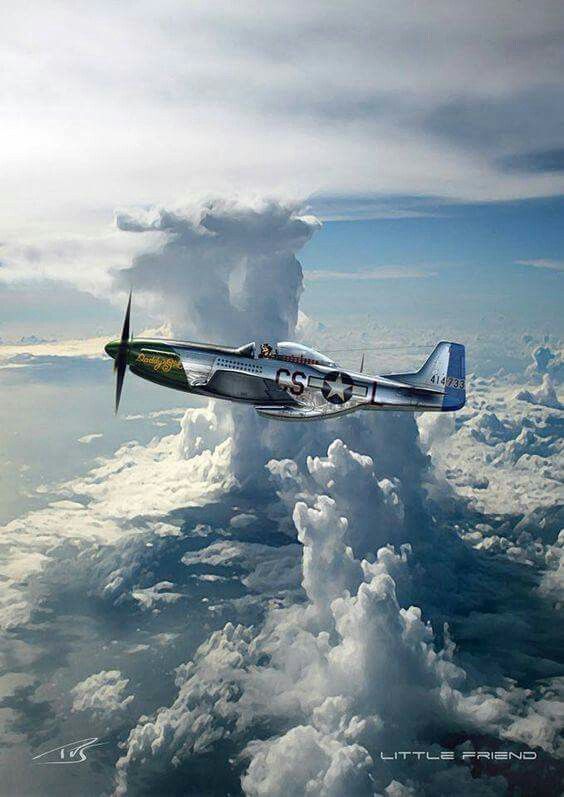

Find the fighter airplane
[[105, 295, 465, 420]]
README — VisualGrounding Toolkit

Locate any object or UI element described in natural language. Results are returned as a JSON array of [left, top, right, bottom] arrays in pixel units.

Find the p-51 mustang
[[105, 295, 465, 421]]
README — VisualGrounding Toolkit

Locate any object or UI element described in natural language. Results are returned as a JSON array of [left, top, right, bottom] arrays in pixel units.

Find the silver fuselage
[[105, 337, 462, 421]]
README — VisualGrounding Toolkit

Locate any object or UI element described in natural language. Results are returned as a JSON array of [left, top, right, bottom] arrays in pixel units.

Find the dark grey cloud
[[423, 90, 564, 159], [501, 147, 564, 173]]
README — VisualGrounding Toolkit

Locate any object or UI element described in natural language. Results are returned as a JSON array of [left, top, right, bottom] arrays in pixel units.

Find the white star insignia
[[326, 374, 348, 401]]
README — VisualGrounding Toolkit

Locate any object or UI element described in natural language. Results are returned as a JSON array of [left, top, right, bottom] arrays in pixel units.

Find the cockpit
[[258, 340, 336, 367]]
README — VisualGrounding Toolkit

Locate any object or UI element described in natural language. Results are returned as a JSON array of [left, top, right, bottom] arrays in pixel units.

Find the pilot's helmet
[[261, 343, 273, 357]]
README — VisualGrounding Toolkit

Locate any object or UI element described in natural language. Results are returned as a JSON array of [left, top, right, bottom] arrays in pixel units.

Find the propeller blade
[[120, 291, 131, 349], [115, 355, 126, 414], [114, 291, 132, 414]]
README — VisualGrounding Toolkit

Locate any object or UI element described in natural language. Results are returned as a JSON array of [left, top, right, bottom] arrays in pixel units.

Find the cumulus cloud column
[[114, 198, 322, 485], [115, 198, 320, 343]]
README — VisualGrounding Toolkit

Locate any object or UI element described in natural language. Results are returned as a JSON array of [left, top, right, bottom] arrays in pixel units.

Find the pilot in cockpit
[[259, 343, 273, 358]]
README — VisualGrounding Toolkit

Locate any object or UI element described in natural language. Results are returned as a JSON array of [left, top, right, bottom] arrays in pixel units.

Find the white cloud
[[0, 359, 560, 794], [182, 540, 301, 596], [517, 259, 564, 272], [419, 374, 563, 515], [113, 198, 318, 343], [526, 342, 564, 382], [78, 433, 104, 444], [0, 336, 108, 362], [71, 669, 133, 718], [230, 513, 257, 528], [242, 724, 374, 797], [0, 401, 236, 632], [0, 199, 318, 639], [114, 432, 564, 795], [514, 374, 563, 409], [0, 230, 155, 292], [131, 581, 183, 611], [539, 531, 564, 608]]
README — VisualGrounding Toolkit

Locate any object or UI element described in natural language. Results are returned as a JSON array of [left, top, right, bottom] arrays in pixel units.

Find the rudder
[[441, 342, 465, 411], [397, 341, 465, 410]]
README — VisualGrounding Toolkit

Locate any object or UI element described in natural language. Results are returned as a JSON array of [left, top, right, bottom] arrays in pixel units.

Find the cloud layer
[[2, 0, 564, 263], [0, 196, 561, 796]]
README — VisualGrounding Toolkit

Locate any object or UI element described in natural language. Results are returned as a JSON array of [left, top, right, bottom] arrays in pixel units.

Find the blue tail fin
[[390, 342, 465, 411]]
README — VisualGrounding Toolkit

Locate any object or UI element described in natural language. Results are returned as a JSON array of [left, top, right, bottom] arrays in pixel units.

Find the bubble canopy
[[275, 341, 337, 366]]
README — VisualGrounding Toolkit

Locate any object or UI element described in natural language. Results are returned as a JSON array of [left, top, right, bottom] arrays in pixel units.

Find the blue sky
[[305, 195, 564, 269], [300, 195, 564, 333]]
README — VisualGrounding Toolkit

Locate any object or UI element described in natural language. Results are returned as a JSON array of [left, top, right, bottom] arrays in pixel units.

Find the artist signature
[[32, 737, 105, 765]]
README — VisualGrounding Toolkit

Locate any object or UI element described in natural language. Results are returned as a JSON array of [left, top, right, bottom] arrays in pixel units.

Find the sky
[[0, 4, 563, 797], [1, 1, 563, 340], [2, 196, 563, 341], [2, 3, 564, 258]]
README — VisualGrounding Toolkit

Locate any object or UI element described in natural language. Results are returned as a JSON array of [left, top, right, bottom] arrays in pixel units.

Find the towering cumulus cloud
[[115, 197, 324, 485], [115, 198, 320, 343]]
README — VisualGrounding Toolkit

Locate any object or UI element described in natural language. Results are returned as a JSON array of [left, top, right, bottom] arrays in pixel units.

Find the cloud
[[2, 1, 564, 278], [0, 336, 108, 362], [182, 540, 301, 596], [516, 259, 564, 272], [114, 432, 563, 796], [420, 373, 563, 515], [0, 231, 152, 292], [78, 433, 103, 444], [0, 357, 561, 794], [131, 581, 183, 611], [114, 198, 319, 344], [539, 531, 564, 607], [71, 670, 133, 718], [304, 268, 437, 281], [305, 194, 441, 222], [514, 374, 563, 410], [114, 196, 334, 490], [0, 197, 320, 642], [242, 724, 374, 797], [500, 148, 564, 173], [0, 401, 236, 633], [525, 342, 564, 383]]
